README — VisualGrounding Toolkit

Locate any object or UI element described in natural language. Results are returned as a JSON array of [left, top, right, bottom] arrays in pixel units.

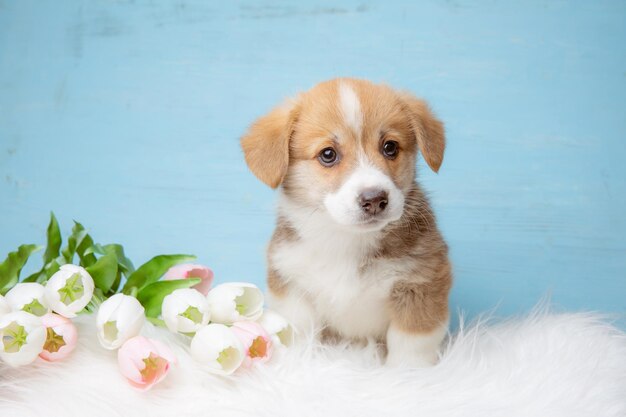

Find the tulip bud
[[0, 311, 46, 367], [231, 321, 273, 367], [163, 264, 214, 296], [190, 323, 245, 375], [0, 295, 10, 319], [257, 309, 294, 347], [5, 283, 50, 317], [44, 264, 95, 318], [206, 283, 264, 324], [39, 313, 78, 362], [118, 336, 176, 391], [161, 288, 210, 335], [96, 293, 145, 350]]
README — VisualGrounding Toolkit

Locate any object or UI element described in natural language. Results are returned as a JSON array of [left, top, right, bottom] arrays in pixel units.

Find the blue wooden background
[[1, 0, 624, 326]]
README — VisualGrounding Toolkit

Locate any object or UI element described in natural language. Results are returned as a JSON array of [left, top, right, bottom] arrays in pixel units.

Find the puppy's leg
[[386, 276, 450, 367], [386, 321, 448, 367], [267, 269, 317, 339], [267, 289, 317, 338]]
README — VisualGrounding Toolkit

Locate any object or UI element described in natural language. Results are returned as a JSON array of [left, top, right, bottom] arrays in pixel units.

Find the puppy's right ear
[[241, 101, 299, 188]]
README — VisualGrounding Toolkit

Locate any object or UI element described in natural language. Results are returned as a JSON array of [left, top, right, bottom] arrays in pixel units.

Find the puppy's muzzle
[[358, 188, 388, 216]]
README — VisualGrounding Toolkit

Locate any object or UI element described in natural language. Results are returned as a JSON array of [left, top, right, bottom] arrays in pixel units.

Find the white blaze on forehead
[[338, 82, 363, 135]]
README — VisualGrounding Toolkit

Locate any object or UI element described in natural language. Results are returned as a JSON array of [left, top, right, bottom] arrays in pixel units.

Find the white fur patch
[[271, 194, 442, 350], [266, 287, 317, 336], [338, 82, 363, 135], [386, 322, 449, 367], [272, 193, 412, 340], [323, 158, 405, 229]]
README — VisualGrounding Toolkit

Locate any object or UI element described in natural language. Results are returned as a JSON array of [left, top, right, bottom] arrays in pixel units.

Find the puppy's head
[[241, 78, 445, 232]]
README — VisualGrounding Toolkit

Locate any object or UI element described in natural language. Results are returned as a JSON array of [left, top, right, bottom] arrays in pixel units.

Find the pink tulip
[[231, 321, 273, 367], [117, 336, 176, 391], [163, 264, 214, 295], [39, 313, 78, 362]]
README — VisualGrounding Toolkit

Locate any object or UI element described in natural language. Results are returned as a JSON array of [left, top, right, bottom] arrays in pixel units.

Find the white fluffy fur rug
[[1, 310, 625, 417]]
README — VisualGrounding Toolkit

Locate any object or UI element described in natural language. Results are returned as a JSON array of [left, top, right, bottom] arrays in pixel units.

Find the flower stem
[[146, 317, 166, 328]]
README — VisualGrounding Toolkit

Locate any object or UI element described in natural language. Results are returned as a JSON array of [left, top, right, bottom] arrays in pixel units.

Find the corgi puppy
[[241, 78, 451, 367]]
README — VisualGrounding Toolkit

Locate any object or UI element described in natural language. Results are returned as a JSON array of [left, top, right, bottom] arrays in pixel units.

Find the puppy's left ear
[[400, 94, 446, 173], [241, 101, 299, 188]]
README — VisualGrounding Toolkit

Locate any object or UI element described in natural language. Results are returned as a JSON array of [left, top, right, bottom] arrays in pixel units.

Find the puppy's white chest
[[271, 235, 394, 339]]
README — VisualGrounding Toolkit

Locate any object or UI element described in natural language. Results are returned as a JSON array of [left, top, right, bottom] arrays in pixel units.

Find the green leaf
[[21, 270, 42, 283], [23, 256, 63, 283], [77, 237, 96, 268], [23, 213, 63, 284], [83, 243, 104, 256], [108, 270, 123, 295], [136, 278, 201, 318], [146, 317, 166, 327], [0, 244, 42, 294], [43, 258, 62, 281], [122, 254, 196, 294], [86, 253, 118, 293], [105, 244, 135, 275], [85, 288, 105, 313], [61, 221, 96, 267], [86, 243, 135, 275], [84, 243, 133, 294], [61, 221, 88, 263], [43, 212, 62, 265]]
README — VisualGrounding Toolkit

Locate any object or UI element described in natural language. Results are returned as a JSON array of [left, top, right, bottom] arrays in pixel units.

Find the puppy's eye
[[382, 140, 399, 159], [318, 147, 338, 167]]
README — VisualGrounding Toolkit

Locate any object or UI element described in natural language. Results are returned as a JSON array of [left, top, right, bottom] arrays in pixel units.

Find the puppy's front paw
[[386, 349, 438, 368], [385, 323, 447, 368]]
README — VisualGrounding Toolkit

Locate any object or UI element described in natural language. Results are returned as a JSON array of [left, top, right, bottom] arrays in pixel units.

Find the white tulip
[[96, 294, 145, 350], [257, 309, 294, 347], [162, 288, 210, 335], [0, 311, 46, 367], [190, 323, 245, 375], [5, 283, 50, 317], [0, 295, 10, 319], [44, 264, 95, 318], [206, 283, 264, 324]]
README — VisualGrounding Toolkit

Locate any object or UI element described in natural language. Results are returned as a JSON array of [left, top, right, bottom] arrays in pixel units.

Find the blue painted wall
[[1, 0, 624, 326]]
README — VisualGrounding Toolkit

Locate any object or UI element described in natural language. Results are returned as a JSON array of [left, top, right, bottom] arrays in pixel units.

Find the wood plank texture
[[1, 0, 624, 326]]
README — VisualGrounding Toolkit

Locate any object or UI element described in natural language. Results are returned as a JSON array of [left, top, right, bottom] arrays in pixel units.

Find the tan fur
[[377, 184, 452, 333], [285, 79, 419, 196], [241, 78, 452, 359], [241, 103, 300, 188], [399, 94, 446, 173], [388, 257, 451, 333], [266, 217, 297, 297]]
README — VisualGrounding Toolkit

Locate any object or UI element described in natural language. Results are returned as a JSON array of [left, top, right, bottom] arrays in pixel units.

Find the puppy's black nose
[[358, 189, 388, 215]]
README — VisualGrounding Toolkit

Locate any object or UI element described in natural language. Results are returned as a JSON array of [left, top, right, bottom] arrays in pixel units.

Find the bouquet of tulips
[[0, 214, 293, 390]]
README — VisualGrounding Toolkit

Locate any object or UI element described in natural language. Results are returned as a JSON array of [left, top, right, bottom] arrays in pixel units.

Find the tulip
[[5, 283, 50, 317], [0, 311, 46, 367], [206, 283, 264, 324], [190, 323, 245, 375], [39, 313, 78, 362], [44, 264, 95, 318], [0, 295, 10, 319], [118, 336, 176, 391], [161, 288, 210, 335], [231, 321, 273, 367], [96, 293, 145, 350], [257, 309, 294, 347], [163, 264, 214, 296]]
